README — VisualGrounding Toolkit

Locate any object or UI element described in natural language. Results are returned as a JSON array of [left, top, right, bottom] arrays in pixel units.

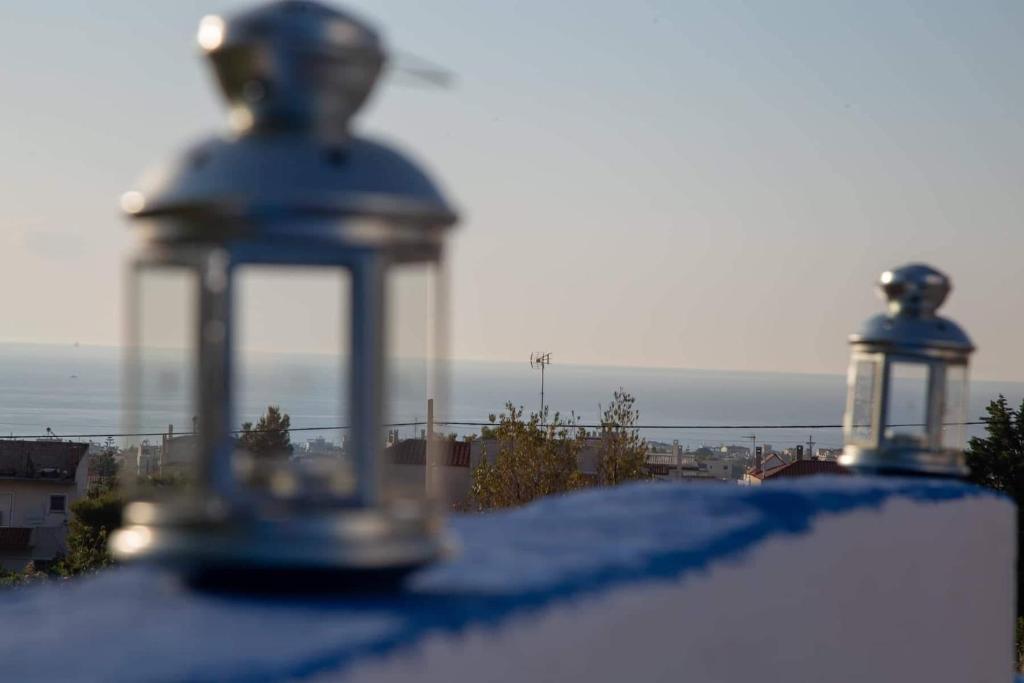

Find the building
[[160, 425, 198, 477], [134, 440, 161, 477], [386, 438, 472, 510], [390, 434, 747, 507], [299, 436, 344, 458], [700, 459, 735, 480], [0, 440, 91, 571], [742, 452, 790, 485], [816, 448, 843, 461], [719, 445, 751, 458], [645, 461, 719, 482]]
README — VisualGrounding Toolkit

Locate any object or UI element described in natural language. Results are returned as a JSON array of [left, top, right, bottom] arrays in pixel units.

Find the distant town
[[0, 422, 846, 573]]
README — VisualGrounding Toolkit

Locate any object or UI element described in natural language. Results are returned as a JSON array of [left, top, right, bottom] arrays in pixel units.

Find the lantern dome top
[[201, 0, 385, 139], [122, 0, 457, 240], [879, 263, 949, 317], [850, 263, 973, 353]]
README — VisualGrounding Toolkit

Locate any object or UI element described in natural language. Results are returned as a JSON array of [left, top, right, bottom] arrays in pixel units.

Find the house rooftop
[[0, 440, 88, 482], [388, 439, 471, 468], [763, 459, 849, 480]]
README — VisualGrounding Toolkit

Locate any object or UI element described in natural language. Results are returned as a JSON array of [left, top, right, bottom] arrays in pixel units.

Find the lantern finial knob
[[878, 263, 950, 318], [199, 1, 385, 139]]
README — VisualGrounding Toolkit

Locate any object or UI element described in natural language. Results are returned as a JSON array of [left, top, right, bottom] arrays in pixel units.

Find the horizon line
[[0, 339, 1020, 385]]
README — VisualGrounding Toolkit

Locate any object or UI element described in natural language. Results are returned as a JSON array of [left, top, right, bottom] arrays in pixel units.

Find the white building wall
[[0, 479, 79, 571]]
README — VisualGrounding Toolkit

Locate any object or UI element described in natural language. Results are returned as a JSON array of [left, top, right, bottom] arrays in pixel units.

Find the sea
[[1, 342, 1021, 453]]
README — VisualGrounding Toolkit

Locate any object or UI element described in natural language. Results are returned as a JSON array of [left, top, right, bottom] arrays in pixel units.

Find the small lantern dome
[[122, 0, 457, 242], [850, 264, 973, 354]]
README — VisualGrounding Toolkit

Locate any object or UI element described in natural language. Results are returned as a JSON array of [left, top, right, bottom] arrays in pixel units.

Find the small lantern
[[109, 1, 457, 586], [839, 264, 974, 476]]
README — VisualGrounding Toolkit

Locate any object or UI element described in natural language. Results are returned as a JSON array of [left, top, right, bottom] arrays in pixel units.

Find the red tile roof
[[388, 439, 471, 467], [763, 459, 849, 480]]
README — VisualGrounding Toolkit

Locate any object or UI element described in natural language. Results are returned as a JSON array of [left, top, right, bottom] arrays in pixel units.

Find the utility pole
[[426, 398, 435, 497], [529, 352, 552, 421], [742, 433, 757, 482], [673, 439, 681, 481]]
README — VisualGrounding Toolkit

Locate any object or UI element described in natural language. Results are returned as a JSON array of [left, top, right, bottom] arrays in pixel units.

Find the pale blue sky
[[0, 1, 1021, 380]]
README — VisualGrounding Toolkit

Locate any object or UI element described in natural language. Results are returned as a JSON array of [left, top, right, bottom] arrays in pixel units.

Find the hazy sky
[[0, 1, 1021, 380]]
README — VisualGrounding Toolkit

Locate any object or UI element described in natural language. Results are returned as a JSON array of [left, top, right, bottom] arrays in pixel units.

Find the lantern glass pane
[[884, 361, 930, 446], [127, 266, 199, 498], [942, 364, 969, 450], [846, 356, 878, 446], [383, 262, 449, 506], [234, 266, 354, 502]]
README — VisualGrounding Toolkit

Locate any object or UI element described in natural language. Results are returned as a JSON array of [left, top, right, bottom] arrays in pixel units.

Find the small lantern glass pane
[[127, 265, 199, 497], [846, 356, 878, 446], [383, 262, 447, 505], [234, 266, 353, 501], [884, 360, 931, 446], [941, 364, 969, 450]]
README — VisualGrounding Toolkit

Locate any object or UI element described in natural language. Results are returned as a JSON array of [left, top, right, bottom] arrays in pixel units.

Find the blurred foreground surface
[[0, 476, 1013, 682]]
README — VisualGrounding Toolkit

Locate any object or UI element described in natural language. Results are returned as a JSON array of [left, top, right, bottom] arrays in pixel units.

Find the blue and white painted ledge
[[0, 477, 1015, 683]]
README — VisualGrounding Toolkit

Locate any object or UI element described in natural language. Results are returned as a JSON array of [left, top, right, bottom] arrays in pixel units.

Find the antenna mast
[[529, 352, 552, 421]]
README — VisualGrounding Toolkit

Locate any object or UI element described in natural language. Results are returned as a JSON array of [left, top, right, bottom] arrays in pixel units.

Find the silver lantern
[[839, 264, 974, 477], [110, 0, 457, 588]]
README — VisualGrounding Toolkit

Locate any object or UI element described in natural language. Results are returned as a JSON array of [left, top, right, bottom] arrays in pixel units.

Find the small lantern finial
[[878, 263, 950, 318], [202, 1, 386, 139]]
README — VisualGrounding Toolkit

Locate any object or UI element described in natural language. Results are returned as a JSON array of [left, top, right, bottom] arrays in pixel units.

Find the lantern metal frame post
[[198, 249, 236, 500], [125, 246, 240, 504], [839, 264, 974, 477], [350, 252, 386, 507], [109, 1, 458, 586]]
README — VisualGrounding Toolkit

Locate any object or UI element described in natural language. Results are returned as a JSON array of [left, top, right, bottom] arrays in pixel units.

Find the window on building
[[49, 495, 67, 514]]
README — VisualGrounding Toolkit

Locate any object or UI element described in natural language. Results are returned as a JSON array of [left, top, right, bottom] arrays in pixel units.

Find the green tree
[[238, 405, 293, 458], [58, 490, 123, 576], [479, 418, 498, 441], [964, 395, 1024, 671], [597, 389, 650, 486], [0, 567, 24, 588], [0, 563, 52, 588], [89, 447, 119, 496], [54, 442, 127, 577], [471, 404, 587, 510], [1017, 617, 1024, 674]]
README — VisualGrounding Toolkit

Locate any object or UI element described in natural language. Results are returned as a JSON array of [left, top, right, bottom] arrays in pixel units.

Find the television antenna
[[529, 352, 552, 421]]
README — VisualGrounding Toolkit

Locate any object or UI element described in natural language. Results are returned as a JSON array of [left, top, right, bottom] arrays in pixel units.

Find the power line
[[0, 423, 418, 441], [0, 420, 987, 441], [437, 420, 986, 430]]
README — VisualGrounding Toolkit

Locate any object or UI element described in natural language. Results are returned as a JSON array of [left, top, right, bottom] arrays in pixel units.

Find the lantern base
[[109, 500, 454, 592], [838, 446, 968, 478]]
